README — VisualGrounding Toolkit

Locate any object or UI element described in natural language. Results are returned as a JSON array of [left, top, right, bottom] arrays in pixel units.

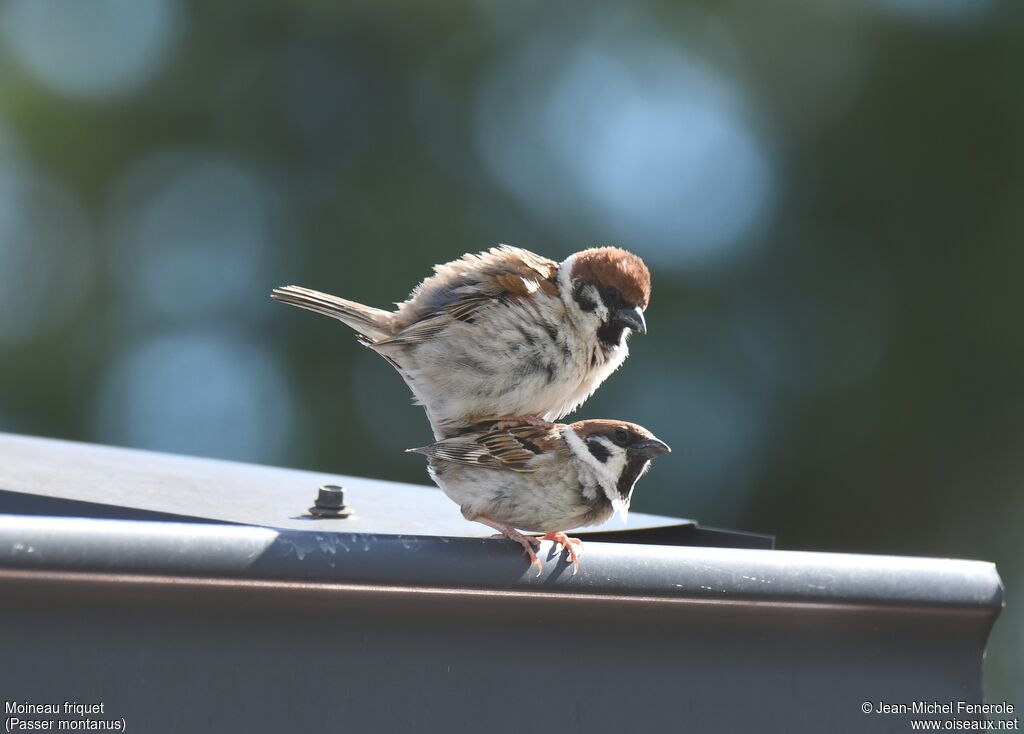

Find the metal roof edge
[[0, 514, 1003, 613]]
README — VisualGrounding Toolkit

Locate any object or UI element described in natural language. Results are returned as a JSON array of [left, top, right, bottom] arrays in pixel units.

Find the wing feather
[[382, 246, 559, 347], [408, 422, 561, 473]]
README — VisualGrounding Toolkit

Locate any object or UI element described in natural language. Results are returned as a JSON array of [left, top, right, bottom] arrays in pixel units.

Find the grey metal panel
[[0, 527, 1003, 734], [0, 515, 1002, 608], [0, 572, 998, 734], [0, 433, 1005, 734]]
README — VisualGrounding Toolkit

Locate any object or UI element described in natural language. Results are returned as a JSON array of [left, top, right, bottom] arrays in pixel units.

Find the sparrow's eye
[[603, 285, 620, 304], [613, 428, 630, 446]]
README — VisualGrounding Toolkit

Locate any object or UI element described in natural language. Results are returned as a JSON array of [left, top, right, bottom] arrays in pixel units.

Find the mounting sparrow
[[272, 245, 651, 438], [407, 418, 670, 575]]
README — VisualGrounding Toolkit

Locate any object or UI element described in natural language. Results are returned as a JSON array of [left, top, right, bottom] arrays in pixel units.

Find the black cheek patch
[[616, 456, 649, 498], [587, 439, 611, 463], [574, 282, 598, 313]]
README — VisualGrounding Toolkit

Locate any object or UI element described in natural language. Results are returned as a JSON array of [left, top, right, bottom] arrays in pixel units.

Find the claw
[[524, 543, 543, 577], [475, 516, 545, 576], [540, 532, 584, 575], [507, 532, 543, 576]]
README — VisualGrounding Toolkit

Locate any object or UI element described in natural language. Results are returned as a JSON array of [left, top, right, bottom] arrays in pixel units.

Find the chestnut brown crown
[[571, 419, 655, 441], [570, 247, 651, 310]]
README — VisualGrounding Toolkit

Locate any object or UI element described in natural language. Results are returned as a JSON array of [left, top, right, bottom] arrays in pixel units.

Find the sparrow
[[407, 418, 671, 575], [272, 245, 651, 438]]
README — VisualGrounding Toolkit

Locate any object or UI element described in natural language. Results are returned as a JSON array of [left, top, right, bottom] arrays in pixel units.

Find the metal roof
[[0, 513, 1002, 609], [0, 430, 770, 546], [0, 431, 1006, 734]]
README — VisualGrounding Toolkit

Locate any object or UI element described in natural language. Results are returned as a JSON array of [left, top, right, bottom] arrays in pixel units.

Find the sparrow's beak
[[631, 438, 671, 460], [613, 305, 647, 335]]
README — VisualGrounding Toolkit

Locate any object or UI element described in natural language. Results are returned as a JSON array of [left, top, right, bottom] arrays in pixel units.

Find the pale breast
[[400, 294, 601, 435], [431, 457, 613, 533]]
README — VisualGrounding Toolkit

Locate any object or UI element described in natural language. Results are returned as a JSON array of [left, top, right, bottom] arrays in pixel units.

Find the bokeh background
[[0, 0, 1020, 700]]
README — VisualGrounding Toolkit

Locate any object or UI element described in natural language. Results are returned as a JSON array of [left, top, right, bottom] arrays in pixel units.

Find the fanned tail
[[271, 285, 394, 342]]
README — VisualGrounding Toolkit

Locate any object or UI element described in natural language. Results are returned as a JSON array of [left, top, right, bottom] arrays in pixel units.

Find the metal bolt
[[309, 484, 351, 518]]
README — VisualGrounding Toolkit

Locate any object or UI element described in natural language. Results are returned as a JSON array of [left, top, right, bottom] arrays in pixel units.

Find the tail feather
[[271, 285, 394, 342]]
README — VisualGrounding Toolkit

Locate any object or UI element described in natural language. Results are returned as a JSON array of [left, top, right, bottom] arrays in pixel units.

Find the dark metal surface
[[0, 515, 1002, 608], [0, 513, 1004, 734], [0, 571, 997, 734], [0, 432, 1005, 733]]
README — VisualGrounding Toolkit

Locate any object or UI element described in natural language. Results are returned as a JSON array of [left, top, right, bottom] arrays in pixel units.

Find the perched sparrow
[[272, 245, 651, 438], [407, 418, 670, 575]]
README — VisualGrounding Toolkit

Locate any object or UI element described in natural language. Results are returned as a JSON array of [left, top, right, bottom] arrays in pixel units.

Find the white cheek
[[603, 448, 627, 487], [563, 430, 627, 506], [586, 288, 610, 326], [562, 429, 598, 472], [558, 265, 609, 333], [603, 449, 629, 520], [567, 305, 605, 337]]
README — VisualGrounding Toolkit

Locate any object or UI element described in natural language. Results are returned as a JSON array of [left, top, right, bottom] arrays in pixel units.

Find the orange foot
[[475, 516, 544, 576], [540, 532, 584, 575]]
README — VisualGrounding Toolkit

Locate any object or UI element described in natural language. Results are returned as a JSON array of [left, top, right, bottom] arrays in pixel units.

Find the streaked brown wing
[[380, 247, 558, 347], [410, 423, 559, 473]]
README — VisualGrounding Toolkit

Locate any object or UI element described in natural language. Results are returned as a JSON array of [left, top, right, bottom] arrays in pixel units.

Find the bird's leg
[[474, 516, 543, 576], [486, 415, 563, 432], [540, 532, 584, 575]]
